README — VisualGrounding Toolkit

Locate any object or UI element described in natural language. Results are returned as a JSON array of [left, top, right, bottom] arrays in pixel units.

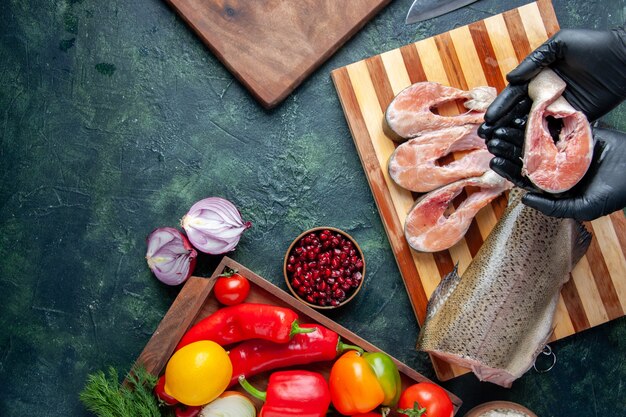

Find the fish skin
[[384, 82, 496, 141], [416, 189, 592, 387], [388, 125, 493, 193], [404, 170, 512, 252]]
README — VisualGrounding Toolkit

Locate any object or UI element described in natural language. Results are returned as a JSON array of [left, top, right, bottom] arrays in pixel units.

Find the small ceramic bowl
[[284, 227, 365, 310], [464, 401, 538, 417]]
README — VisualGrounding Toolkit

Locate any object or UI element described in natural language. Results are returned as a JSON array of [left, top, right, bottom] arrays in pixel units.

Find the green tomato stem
[[397, 401, 427, 417], [218, 267, 238, 278]]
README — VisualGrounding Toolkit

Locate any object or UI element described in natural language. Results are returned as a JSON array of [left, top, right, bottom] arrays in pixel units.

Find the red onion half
[[146, 227, 198, 285], [181, 197, 251, 254]]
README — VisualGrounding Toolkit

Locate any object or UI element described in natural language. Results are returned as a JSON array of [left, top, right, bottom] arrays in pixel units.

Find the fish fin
[[425, 263, 462, 322], [465, 86, 497, 111], [571, 221, 592, 266], [506, 187, 526, 207]]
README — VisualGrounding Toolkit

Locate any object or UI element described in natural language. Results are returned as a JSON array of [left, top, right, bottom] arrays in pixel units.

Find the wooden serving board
[[331, 0, 626, 381], [134, 257, 463, 415], [164, 0, 391, 109]]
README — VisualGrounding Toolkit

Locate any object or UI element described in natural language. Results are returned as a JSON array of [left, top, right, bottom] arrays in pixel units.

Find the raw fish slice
[[524, 69, 594, 193], [404, 171, 512, 252], [388, 125, 493, 193], [385, 82, 496, 141], [417, 189, 592, 387]]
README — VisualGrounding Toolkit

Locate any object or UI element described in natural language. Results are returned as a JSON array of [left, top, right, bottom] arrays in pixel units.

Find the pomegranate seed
[[333, 289, 345, 299], [288, 229, 364, 308]]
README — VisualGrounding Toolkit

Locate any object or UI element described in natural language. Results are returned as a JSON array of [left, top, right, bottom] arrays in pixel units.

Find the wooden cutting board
[[165, 0, 391, 108], [331, 0, 626, 381]]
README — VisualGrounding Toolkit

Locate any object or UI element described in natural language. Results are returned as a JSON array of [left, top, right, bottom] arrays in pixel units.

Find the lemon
[[164, 340, 232, 406]]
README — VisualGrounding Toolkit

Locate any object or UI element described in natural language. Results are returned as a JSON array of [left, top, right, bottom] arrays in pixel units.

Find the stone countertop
[[1, 0, 624, 416]]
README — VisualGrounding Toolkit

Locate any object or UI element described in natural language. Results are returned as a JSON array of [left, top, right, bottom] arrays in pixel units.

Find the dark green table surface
[[1, 0, 625, 416]]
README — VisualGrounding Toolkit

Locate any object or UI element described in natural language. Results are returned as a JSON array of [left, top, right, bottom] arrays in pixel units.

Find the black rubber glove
[[519, 128, 626, 221], [483, 27, 626, 125]]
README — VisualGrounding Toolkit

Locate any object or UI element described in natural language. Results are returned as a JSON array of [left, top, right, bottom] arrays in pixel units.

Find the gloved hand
[[493, 128, 626, 221], [483, 27, 626, 126]]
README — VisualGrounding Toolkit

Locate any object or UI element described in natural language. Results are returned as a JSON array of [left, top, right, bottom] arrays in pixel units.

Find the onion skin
[[198, 391, 256, 417], [146, 227, 198, 286], [181, 197, 251, 255]]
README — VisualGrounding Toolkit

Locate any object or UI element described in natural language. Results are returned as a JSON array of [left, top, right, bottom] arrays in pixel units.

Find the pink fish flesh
[[385, 82, 496, 141], [404, 170, 512, 252], [523, 69, 594, 193], [388, 125, 493, 193]]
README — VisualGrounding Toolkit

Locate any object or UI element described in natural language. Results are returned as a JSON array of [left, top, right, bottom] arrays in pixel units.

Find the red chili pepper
[[154, 375, 179, 406], [176, 303, 314, 350], [227, 323, 363, 387], [239, 370, 331, 417]]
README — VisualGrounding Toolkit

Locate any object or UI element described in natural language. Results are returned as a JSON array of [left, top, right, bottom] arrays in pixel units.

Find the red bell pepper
[[239, 370, 331, 417], [176, 303, 314, 350], [154, 375, 178, 406], [175, 405, 201, 417], [227, 323, 363, 387]]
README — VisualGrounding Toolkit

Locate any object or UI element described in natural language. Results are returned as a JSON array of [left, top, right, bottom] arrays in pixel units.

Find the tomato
[[352, 413, 382, 417], [214, 271, 250, 305], [397, 382, 454, 417]]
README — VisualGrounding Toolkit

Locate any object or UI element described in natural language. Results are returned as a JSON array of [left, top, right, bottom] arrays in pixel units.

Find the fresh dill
[[79, 365, 171, 417]]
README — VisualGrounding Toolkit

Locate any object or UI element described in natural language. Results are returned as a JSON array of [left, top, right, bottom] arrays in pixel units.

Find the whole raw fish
[[385, 82, 496, 141], [388, 125, 493, 193], [416, 189, 591, 387]]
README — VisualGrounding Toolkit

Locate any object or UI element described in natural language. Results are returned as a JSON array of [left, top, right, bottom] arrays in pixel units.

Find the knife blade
[[405, 0, 478, 24]]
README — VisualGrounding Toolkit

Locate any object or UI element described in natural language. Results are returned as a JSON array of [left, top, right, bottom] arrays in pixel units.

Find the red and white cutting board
[[165, 0, 391, 108], [331, 0, 626, 381]]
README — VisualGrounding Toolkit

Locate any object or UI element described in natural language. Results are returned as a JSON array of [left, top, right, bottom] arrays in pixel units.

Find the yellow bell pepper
[[164, 340, 232, 406]]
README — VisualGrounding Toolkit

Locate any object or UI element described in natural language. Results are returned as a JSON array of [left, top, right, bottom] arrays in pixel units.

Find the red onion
[[146, 227, 198, 285], [181, 197, 251, 254]]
